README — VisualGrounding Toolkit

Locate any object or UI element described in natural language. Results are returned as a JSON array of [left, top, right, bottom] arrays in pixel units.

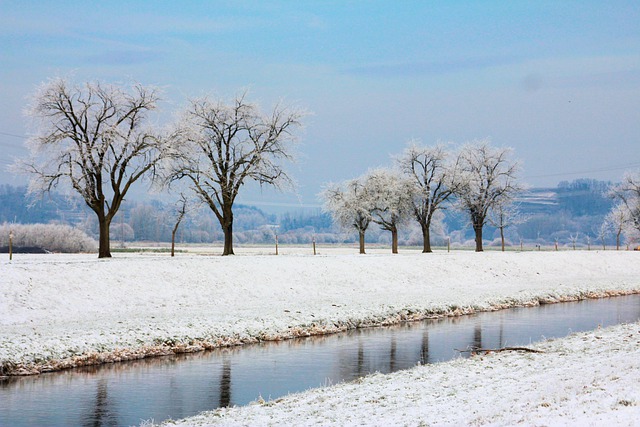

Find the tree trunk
[[171, 228, 177, 257], [359, 230, 366, 254], [391, 227, 398, 254], [220, 204, 235, 256], [421, 223, 432, 253], [473, 224, 483, 252], [500, 227, 505, 252], [222, 222, 234, 255], [98, 217, 112, 258], [616, 231, 621, 250]]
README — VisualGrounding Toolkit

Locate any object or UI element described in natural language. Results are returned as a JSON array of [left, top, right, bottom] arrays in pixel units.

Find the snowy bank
[[1, 250, 639, 375], [154, 320, 640, 426]]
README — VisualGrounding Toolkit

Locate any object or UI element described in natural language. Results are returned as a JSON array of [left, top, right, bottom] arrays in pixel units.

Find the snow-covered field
[[1, 249, 638, 378], [155, 320, 640, 426], [2, 249, 640, 425]]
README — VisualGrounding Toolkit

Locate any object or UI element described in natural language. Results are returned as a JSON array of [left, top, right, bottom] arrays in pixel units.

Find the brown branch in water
[[456, 346, 545, 354]]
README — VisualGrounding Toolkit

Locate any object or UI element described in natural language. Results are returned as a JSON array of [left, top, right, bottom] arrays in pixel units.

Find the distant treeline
[[0, 179, 616, 248]]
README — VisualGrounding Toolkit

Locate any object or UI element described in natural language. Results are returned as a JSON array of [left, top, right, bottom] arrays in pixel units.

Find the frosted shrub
[[0, 223, 97, 253]]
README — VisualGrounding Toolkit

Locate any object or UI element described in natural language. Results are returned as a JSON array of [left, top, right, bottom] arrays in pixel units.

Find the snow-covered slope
[[1, 250, 639, 375]]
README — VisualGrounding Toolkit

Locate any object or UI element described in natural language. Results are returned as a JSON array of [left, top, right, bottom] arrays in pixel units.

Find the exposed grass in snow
[[1, 250, 639, 377], [151, 320, 640, 426]]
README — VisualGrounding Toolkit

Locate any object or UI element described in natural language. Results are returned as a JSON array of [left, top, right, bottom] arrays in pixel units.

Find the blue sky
[[1, 1, 639, 209]]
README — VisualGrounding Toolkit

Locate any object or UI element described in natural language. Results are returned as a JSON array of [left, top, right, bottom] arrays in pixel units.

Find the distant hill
[[0, 179, 616, 247]]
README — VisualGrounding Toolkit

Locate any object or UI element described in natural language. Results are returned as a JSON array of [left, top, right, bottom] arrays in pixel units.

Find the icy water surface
[[1, 294, 639, 426]]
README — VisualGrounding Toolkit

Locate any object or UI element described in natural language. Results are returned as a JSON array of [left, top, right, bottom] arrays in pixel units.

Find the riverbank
[[1, 250, 639, 376], [153, 319, 640, 426]]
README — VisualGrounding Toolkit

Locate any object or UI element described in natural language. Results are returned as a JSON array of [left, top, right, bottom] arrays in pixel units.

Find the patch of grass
[[111, 248, 185, 253]]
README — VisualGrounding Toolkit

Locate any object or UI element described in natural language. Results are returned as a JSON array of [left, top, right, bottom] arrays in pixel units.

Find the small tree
[[364, 168, 414, 254], [594, 222, 608, 250], [395, 141, 457, 253], [488, 201, 527, 251], [610, 171, 640, 236], [569, 232, 579, 250], [167, 92, 305, 255], [17, 78, 168, 258], [604, 204, 628, 250], [321, 177, 373, 254], [453, 140, 522, 252], [171, 193, 190, 257]]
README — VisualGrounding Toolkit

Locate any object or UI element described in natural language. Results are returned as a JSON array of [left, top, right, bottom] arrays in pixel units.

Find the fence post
[[9, 230, 13, 261]]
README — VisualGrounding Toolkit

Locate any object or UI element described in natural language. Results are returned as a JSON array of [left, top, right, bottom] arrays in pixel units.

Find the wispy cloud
[[343, 55, 522, 78], [83, 49, 165, 66]]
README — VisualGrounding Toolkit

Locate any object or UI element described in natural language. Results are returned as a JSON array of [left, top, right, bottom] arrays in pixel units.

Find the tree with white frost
[[609, 171, 640, 238], [17, 78, 168, 258], [395, 141, 457, 253], [364, 168, 414, 254], [321, 177, 374, 254], [166, 92, 304, 255], [488, 200, 527, 252], [453, 140, 522, 252], [604, 203, 631, 250]]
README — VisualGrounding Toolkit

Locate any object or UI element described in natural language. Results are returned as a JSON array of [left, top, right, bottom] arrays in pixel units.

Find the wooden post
[[520, 239, 523, 252], [9, 230, 13, 261], [275, 234, 279, 256], [312, 236, 316, 255], [554, 239, 558, 251], [447, 236, 450, 253]]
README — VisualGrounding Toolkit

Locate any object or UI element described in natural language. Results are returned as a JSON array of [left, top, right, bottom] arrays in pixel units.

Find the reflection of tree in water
[[82, 378, 118, 427], [219, 358, 232, 408], [472, 323, 482, 350], [168, 375, 184, 420], [357, 340, 364, 377], [420, 330, 429, 365], [389, 336, 397, 372]]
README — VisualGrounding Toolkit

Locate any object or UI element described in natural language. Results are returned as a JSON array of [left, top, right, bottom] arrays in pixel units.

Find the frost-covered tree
[[166, 92, 305, 255], [453, 140, 522, 252], [395, 141, 457, 253], [16, 78, 168, 258], [610, 171, 640, 237], [604, 203, 631, 250], [364, 168, 414, 254], [488, 200, 527, 252], [168, 193, 189, 257], [0, 223, 96, 253], [321, 177, 374, 254]]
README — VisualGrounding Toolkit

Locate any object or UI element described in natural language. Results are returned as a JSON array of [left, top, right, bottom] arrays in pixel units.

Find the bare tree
[[17, 78, 167, 258], [171, 193, 190, 257], [610, 170, 640, 236], [364, 168, 414, 254], [604, 203, 630, 250], [321, 177, 373, 254], [453, 140, 522, 252], [167, 93, 305, 255], [593, 222, 608, 250], [569, 232, 579, 250], [488, 201, 527, 251], [395, 141, 456, 253]]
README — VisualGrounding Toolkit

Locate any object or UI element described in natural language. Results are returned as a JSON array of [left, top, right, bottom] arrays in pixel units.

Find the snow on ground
[[1, 249, 639, 376], [155, 320, 640, 427]]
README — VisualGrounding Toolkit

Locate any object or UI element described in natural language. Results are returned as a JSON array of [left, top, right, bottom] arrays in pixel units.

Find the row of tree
[[322, 140, 522, 253], [14, 78, 640, 257], [17, 78, 304, 257]]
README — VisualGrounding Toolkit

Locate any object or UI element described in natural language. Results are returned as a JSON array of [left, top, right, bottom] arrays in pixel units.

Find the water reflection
[[1, 295, 638, 427]]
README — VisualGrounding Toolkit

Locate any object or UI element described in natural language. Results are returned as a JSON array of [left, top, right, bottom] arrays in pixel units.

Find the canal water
[[1, 294, 639, 426]]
